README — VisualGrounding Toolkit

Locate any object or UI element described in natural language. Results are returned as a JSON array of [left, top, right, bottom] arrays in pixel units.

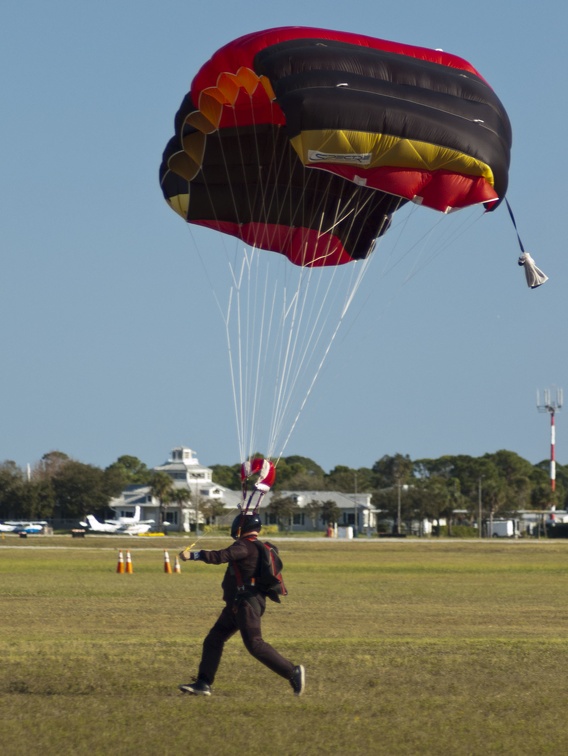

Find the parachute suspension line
[[325, 199, 413, 353], [243, 250, 279, 462], [237, 114, 314, 459], [264, 178, 347, 454], [225, 216, 247, 456], [335, 203, 484, 359], [405, 207, 481, 283], [250, 264, 280, 458], [209, 91, 288, 463], [228, 256, 251, 461], [275, 256, 377, 463], [192, 89, 406, 464], [266, 181, 383, 459], [223, 286, 241, 459], [182, 230, 264, 466], [267, 251, 337, 453], [178, 120, 265, 465], [399, 211, 450, 286], [363, 201, 444, 285], [242, 249, 259, 461], [182, 224, 227, 320], [231, 97, 261, 463], [373, 203, 480, 287], [335, 190, 389, 318], [227, 248, 273, 463], [238, 98, 294, 462], [367, 204, 445, 314], [368, 200, 419, 279], [233, 278, 246, 465], [274, 220, 396, 460], [227, 91, 263, 240]]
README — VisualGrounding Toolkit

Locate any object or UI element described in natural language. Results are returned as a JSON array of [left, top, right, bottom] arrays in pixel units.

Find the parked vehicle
[[489, 519, 519, 538]]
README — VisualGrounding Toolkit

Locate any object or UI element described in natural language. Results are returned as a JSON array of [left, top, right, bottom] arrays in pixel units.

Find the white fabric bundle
[[518, 251, 548, 289]]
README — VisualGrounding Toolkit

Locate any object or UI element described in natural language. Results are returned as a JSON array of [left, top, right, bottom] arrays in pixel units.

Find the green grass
[[1, 537, 568, 755]]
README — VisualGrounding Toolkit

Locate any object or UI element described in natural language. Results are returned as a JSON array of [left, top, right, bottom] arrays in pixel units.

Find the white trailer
[[489, 519, 519, 538]]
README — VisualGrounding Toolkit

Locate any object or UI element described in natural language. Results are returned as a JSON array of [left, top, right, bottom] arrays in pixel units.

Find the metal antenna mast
[[537, 387, 563, 492]]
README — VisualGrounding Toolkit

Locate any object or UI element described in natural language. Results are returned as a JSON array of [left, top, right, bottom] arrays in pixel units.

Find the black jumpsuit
[[196, 535, 295, 685]]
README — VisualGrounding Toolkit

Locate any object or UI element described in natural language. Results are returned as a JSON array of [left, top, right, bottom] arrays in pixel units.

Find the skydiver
[[178, 513, 305, 697]]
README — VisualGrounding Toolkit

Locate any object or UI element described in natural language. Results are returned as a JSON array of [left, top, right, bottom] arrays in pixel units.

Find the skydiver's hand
[[179, 549, 201, 561]]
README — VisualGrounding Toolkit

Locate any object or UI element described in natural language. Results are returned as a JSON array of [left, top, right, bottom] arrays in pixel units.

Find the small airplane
[[0, 521, 48, 534], [80, 506, 154, 535]]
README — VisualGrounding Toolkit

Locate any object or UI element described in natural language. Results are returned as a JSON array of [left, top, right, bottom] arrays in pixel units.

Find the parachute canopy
[[160, 26, 512, 267]]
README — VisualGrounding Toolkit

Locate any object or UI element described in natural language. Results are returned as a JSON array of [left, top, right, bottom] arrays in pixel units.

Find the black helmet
[[231, 513, 262, 539]]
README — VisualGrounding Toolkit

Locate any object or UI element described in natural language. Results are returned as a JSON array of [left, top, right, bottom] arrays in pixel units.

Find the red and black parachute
[[160, 26, 511, 268]]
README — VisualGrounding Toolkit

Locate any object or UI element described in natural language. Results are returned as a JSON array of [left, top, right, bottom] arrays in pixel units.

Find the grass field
[[1, 535, 567, 755]]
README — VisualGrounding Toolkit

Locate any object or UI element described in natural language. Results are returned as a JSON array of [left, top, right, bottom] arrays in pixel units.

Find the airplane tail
[[86, 515, 102, 529]]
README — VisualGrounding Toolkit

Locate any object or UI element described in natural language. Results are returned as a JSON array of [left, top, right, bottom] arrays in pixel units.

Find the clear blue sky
[[2, 1, 566, 475]]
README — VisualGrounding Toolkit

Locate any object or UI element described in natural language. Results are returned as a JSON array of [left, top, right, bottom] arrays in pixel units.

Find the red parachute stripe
[[194, 220, 355, 266], [312, 166, 500, 212]]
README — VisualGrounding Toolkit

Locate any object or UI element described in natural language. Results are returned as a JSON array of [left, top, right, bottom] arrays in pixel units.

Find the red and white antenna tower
[[537, 387, 563, 492]]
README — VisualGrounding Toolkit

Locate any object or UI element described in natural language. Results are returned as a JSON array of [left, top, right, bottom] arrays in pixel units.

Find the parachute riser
[[235, 491, 266, 539], [242, 489, 266, 516], [237, 456, 276, 536]]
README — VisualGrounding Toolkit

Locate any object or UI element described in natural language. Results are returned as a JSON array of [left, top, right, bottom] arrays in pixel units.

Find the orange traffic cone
[[125, 550, 133, 574], [116, 550, 124, 574], [174, 555, 181, 573], [164, 550, 172, 574]]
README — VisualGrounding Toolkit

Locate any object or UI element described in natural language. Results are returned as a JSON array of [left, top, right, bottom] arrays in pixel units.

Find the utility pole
[[537, 387, 563, 494], [354, 471, 359, 537], [396, 479, 402, 536], [478, 477, 483, 539]]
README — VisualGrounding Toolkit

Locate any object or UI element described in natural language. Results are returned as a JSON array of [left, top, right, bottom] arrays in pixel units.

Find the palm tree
[[267, 494, 297, 531], [149, 472, 174, 531], [305, 499, 323, 530], [321, 499, 341, 529], [200, 498, 228, 527], [169, 486, 192, 532]]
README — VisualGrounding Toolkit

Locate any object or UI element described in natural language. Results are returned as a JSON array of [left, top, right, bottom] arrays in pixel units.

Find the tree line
[[212, 451, 566, 529], [0, 448, 564, 526]]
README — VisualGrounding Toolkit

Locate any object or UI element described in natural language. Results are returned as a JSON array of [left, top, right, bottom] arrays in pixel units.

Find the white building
[[258, 490, 375, 534], [109, 446, 241, 532]]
